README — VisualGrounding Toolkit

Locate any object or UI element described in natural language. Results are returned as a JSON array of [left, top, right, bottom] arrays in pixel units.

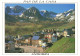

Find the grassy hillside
[[58, 21, 75, 31], [5, 20, 75, 36], [5, 22, 43, 36], [5, 21, 66, 36], [45, 37, 75, 53]]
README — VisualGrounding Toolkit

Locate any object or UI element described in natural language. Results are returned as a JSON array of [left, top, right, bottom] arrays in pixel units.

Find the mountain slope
[[23, 7, 46, 21], [5, 5, 26, 15], [40, 10, 57, 18], [5, 6, 12, 14], [45, 37, 75, 53], [5, 14, 18, 23], [23, 7, 42, 18], [13, 5, 26, 13], [54, 9, 75, 22]]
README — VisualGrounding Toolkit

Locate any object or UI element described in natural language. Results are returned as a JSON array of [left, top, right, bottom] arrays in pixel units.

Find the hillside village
[[5, 27, 75, 53]]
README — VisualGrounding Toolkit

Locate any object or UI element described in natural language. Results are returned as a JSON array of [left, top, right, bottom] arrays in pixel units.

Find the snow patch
[[68, 16, 75, 21], [10, 6, 14, 9], [56, 13, 62, 17], [67, 9, 73, 12], [40, 10, 47, 13], [27, 8, 30, 10], [66, 13, 70, 16]]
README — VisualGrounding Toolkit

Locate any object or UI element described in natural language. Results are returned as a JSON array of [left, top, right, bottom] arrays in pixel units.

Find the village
[[5, 27, 75, 53]]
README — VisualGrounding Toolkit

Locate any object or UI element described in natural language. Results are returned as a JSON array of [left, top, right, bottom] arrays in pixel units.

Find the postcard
[[0, 0, 79, 56]]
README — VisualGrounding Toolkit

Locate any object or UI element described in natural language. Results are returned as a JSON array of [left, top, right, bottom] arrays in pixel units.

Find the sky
[[5, 4, 75, 13]]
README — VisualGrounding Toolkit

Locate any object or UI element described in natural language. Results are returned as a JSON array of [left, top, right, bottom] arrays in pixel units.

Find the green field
[[45, 37, 75, 53]]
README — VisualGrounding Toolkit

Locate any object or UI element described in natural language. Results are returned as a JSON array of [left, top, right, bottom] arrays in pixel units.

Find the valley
[[5, 4, 75, 53]]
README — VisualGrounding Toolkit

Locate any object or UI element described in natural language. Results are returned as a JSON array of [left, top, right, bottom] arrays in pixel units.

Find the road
[[15, 45, 44, 53]]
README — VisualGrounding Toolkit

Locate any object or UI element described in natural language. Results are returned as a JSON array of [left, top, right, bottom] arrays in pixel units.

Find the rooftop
[[32, 36, 40, 40]]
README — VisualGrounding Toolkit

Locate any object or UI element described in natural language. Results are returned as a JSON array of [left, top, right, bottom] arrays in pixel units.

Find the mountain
[[13, 5, 26, 13], [54, 9, 75, 22], [5, 5, 26, 15], [5, 6, 56, 19], [23, 7, 42, 18], [22, 7, 45, 21], [40, 10, 57, 18], [5, 5, 75, 22], [5, 6, 12, 14]]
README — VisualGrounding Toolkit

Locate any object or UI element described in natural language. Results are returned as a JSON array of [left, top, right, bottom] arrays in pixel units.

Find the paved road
[[16, 45, 44, 53]]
